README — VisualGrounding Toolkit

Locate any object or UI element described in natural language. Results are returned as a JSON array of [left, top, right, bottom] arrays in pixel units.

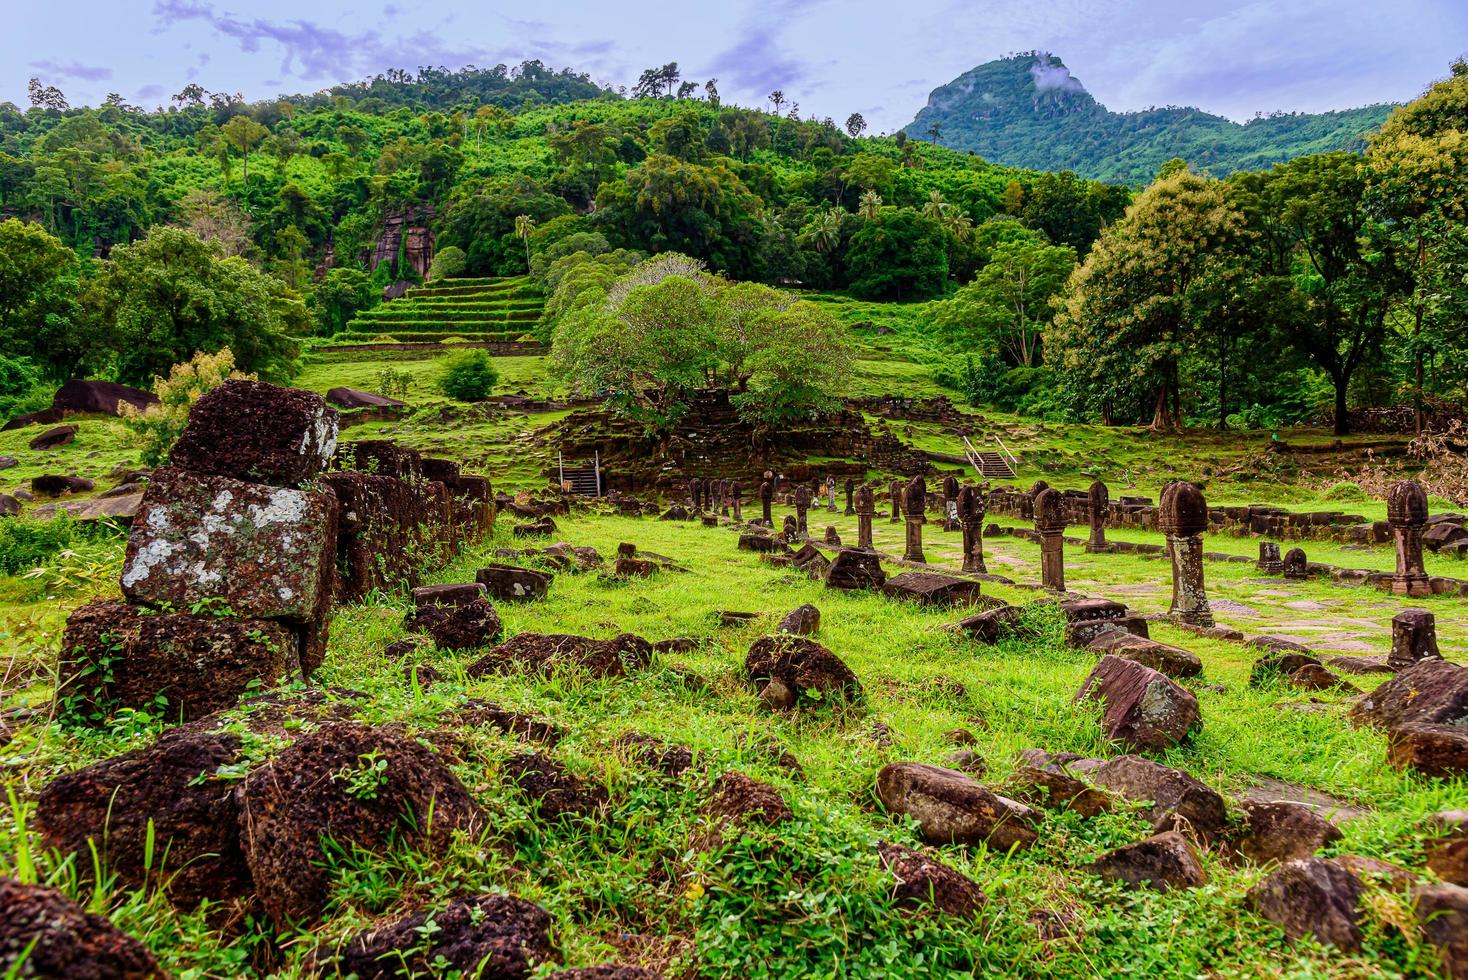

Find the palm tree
[[859, 189, 882, 220], [811, 208, 844, 255], [922, 189, 946, 220], [514, 214, 535, 272]]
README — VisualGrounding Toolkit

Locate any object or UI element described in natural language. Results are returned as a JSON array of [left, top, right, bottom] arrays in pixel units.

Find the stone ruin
[[942, 474, 961, 531], [795, 485, 812, 537], [1387, 479, 1431, 597], [1086, 480, 1111, 553], [55, 379, 494, 724], [1283, 547, 1309, 580], [902, 476, 927, 563], [1257, 541, 1284, 574], [1034, 488, 1066, 592], [957, 484, 987, 574], [1159, 482, 1213, 627], [889, 478, 903, 523]]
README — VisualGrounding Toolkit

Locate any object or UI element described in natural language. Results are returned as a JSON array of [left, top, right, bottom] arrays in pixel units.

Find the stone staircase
[[972, 451, 1015, 478], [341, 276, 544, 344]]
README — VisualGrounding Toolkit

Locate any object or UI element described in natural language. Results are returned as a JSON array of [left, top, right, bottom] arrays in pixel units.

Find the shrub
[[437, 349, 499, 401], [0, 354, 51, 423], [427, 245, 467, 281], [120, 348, 255, 466], [1321, 481, 1370, 502], [0, 514, 78, 575]]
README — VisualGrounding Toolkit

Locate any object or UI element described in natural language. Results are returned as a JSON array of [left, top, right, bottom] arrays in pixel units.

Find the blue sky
[[6, 0, 1465, 130]]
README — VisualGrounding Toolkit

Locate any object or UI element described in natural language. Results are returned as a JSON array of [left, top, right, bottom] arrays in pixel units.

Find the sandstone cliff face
[[370, 206, 435, 279]]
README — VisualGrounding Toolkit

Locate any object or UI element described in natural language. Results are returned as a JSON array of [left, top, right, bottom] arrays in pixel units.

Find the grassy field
[[0, 339, 1464, 978]]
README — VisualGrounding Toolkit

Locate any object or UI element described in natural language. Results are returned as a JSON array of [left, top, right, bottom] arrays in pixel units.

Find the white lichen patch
[[245, 488, 312, 527], [121, 537, 182, 587]]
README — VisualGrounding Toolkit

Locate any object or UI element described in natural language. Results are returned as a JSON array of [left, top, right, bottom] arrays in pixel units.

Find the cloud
[[151, 0, 488, 82], [28, 59, 114, 82], [136, 83, 165, 100], [1029, 57, 1086, 94], [707, 23, 811, 99]]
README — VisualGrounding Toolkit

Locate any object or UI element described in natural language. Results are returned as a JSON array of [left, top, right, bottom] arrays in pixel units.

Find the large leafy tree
[[0, 218, 86, 379], [594, 155, 763, 276], [844, 208, 949, 300], [1050, 170, 1252, 430], [931, 238, 1075, 366], [87, 227, 300, 384], [1255, 152, 1407, 434], [1368, 61, 1468, 432]]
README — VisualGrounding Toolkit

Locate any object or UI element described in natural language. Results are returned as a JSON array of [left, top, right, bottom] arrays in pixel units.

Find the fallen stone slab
[[308, 893, 553, 979], [467, 632, 652, 680], [776, 603, 821, 636], [824, 548, 887, 591], [745, 634, 862, 710], [1075, 655, 1201, 753], [1248, 858, 1363, 952], [1250, 651, 1324, 688], [1005, 765, 1113, 817], [28, 424, 76, 450], [881, 570, 985, 607], [121, 467, 338, 623], [1349, 660, 1468, 729], [1088, 755, 1229, 841], [503, 751, 609, 820], [1226, 800, 1343, 866], [325, 386, 407, 410], [738, 531, 789, 554], [35, 727, 252, 909], [875, 762, 1037, 851], [1287, 663, 1358, 694], [476, 563, 553, 602], [1091, 831, 1206, 891], [57, 600, 301, 723], [1087, 632, 1203, 680], [951, 604, 1022, 644]]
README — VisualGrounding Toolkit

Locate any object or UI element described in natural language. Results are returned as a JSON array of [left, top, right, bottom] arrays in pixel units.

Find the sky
[[6, 0, 1466, 130]]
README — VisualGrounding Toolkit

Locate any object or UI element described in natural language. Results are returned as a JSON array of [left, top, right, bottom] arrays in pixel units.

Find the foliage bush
[[427, 245, 467, 281], [120, 348, 255, 466], [437, 349, 500, 401], [0, 354, 51, 423], [1321, 481, 1371, 502]]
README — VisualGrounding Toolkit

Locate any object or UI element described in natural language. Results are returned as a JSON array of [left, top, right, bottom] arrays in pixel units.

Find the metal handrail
[[989, 434, 1019, 475]]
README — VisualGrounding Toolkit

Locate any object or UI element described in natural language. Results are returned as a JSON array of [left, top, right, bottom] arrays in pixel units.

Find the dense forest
[[0, 55, 1465, 437], [907, 53, 1393, 184]]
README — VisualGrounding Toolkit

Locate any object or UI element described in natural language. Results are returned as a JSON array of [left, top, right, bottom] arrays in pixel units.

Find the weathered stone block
[[881, 570, 984, 607], [1387, 723, 1468, 778], [875, 762, 1037, 851], [169, 379, 338, 486], [121, 468, 338, 622], [1349, 660, 1468, 729], [57, 600, 300, 723]]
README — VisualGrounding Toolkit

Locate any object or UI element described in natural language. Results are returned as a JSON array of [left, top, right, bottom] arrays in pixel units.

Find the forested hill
[[906, 53, 1394, 183]]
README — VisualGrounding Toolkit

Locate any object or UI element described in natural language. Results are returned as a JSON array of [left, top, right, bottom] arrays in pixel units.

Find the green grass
[[3, 506, 1460, 977]]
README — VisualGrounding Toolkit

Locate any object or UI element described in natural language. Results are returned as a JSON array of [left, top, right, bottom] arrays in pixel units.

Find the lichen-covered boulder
[[1349, 660, 1468, 729], [308, 893, 554, 979], [476, 563, 553, 602], [1226, 800, 1344, 866], [236, 723, 484, 927], [121, 468, 338, 623], [169, 379, 338, 486], [0, 876, 165, 979], [35, 728, 252, 910], [824, 548, 887, 591], [1087, 755, 1229, 841], [57, 601, 300, 723]]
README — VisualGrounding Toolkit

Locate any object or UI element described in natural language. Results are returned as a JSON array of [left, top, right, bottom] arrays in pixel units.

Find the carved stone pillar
[[855, 485, 875, 551], [1035, 488, 1067, 591], [902, 476, 927, 564], [759, 480, 773, 526], [1159, 482, 1213, 626], [1086, 480, 1112, 552], [889, 479, 903, 523], [844, 478, 855, 516], [794, 486, 811, 537], [1387, 480, 1431, 597], [957, 483, 988, 574]]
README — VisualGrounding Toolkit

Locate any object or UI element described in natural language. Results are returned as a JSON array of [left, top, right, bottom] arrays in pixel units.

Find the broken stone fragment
[[1091, 831, 1207, 891], [121, 467, 338, 623], [1074, 655, 1201, 753], [875, 762, 1038, 851]]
